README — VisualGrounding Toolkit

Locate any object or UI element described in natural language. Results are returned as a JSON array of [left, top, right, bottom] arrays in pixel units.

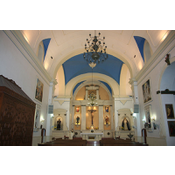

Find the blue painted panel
[[134, 36, 145, 62], [99, 80, 112, 96], [42, 38, 51, 61], [62, 53, 123, 85], [73, 81, 85, 94]]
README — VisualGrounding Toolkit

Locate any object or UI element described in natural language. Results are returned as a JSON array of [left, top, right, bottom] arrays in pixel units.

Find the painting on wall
[[35, 78, 44, 102], [168, 121, 175, 136], [165, 104, 175, 119], [142, 79, 152, 103], [144, 105, 151, 128]]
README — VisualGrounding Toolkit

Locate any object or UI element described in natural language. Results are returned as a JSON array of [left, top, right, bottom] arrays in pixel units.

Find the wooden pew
[[100, 138, 148, 146], [38, 139, 87, 146]]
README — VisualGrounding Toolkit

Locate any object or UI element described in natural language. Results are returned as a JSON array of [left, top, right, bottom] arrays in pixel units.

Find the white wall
[[0, 31, 51, 143], [136, 33, 175, 145]]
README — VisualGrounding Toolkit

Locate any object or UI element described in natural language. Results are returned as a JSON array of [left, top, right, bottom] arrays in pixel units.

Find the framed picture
[[168, 121, 175, 136], [165, 104, 175, 119], [142, 79, 152, 103], [35, 78, 44, 102], [144, 105, 152, 128]]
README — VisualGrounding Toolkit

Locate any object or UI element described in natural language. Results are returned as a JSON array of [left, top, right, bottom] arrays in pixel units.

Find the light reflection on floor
[[87, 141, 100, 146]]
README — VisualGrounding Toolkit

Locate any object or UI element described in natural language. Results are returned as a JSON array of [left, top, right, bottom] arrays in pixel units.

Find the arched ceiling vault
[[20, 30, 170, 80], [65, 73, 120, 96]]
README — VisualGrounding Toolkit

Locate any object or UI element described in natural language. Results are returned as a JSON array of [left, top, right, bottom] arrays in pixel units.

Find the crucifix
[[156, 89, 175, 95], [88, 106, 97, 127]]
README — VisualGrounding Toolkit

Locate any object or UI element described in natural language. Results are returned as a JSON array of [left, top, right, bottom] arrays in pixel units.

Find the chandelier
[[83, 31, 108, 64]]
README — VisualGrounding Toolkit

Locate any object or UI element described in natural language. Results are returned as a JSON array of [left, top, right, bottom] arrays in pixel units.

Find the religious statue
[[57, 119, 61, 130], [105, 116, 109, 124], [105, 106, 109, 112], [75, 116, 80, 125], [122, 117, 131, 130], [104, 116, 110, 126]]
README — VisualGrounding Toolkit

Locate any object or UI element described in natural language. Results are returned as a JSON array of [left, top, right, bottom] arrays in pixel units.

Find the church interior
[[1, 29, 175, 147]]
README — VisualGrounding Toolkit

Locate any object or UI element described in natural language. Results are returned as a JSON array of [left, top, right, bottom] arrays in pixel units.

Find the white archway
[[65, 73, 120, 97]]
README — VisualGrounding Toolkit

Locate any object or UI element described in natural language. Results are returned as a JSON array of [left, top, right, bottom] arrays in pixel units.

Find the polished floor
[[86, 141, 100, 146]]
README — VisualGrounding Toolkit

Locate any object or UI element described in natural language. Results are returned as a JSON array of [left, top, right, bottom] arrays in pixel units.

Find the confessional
[[0, 75, 36, 146]]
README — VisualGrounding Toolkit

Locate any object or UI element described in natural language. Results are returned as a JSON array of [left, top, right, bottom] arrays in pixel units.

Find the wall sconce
[[142, 117, 146, 122], [40, 116, 45, 123], [118, 113, 120, 116], [64, 114, 67, 116], [165, 54, 170, 65]]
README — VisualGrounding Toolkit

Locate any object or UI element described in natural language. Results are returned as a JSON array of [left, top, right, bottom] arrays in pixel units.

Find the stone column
[[46, 79, 56, 140], [72, 105, 75, 129], [81, 105, 86, 130], [96, 88, 99, 100], [99, 105, 103, 130], [110, 105, 113, 130], [114, 97, 119, 131], [129, 79, 141, 137], [85, 89, 88, 100]]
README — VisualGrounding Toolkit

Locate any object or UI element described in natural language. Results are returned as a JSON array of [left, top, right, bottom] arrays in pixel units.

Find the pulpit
[[0, 75, 36, 146]]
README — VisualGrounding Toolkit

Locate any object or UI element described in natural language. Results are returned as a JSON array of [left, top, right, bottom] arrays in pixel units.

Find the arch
[[65, 73, 120, 96], [158, 57, 175, 91]]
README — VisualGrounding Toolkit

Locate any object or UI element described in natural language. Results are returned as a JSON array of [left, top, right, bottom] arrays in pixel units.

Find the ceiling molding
[[4, 30, 52, 85]]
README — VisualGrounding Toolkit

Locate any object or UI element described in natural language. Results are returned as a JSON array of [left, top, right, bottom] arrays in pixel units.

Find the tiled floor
[[86, 141, 100, 146]]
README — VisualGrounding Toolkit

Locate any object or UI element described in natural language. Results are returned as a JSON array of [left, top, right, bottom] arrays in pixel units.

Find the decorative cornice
[[3, 30, 52, 85]]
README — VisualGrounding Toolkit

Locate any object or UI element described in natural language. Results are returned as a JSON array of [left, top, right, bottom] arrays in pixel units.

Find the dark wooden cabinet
[[0, 75, 36, 146]]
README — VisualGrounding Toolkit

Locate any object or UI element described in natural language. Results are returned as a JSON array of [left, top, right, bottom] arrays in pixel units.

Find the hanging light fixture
[[83, 31, 108, 64]]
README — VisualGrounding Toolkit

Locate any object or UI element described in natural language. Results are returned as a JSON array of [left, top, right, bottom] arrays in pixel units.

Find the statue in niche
[[57, 119, 61, 130], [104, 116, 110, 126], [105, 106, 109, 112], [122, 117, 131, 130], [75, 116, 80, 126], [105, 116, 109, 124]]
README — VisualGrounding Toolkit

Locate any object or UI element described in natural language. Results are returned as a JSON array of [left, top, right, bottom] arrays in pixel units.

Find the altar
[[80, 130, 103, 141]]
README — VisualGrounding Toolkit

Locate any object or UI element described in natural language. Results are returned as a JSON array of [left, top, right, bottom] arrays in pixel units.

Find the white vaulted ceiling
[[20, 30, 170, 80]]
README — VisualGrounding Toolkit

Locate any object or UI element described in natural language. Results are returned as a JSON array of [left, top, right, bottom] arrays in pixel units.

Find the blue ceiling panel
[[99, 80, 112, 96], [62, 53, 123, 85], [42, 38, 51, 61], [134, 36, 145, 62]]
